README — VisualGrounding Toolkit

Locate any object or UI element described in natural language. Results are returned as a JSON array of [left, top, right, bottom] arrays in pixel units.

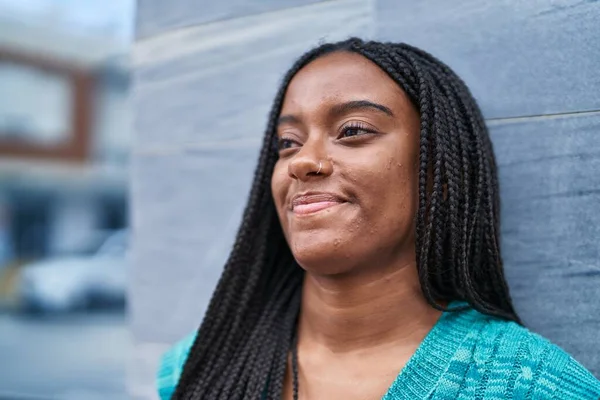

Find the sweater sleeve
[[156, 332, 197, 400], [552, 356, 600, 400]]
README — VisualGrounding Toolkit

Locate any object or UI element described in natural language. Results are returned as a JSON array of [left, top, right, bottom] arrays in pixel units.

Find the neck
[[298, 259, 443, 353]]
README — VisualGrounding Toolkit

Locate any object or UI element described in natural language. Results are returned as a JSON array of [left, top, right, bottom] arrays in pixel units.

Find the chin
[[290, 236, 353, 276]]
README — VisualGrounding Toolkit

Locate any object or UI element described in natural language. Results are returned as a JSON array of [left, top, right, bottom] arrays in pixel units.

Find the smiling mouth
[[291, 193, 347, 216], [293, 201, 345, 215]]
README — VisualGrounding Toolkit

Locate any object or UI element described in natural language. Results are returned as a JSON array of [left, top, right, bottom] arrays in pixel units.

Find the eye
[[277, 137, 300, 152], [339, 122, 377, 139]]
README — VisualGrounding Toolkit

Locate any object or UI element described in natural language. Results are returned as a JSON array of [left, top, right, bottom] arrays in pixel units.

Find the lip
[[291, 192, 347, 215]]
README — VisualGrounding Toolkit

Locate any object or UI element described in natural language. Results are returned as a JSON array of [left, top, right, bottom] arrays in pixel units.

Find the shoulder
[[156, 331, 197, 400], [470, 312, 600, 399]]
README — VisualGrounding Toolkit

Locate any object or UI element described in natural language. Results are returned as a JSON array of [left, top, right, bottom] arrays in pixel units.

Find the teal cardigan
[[157, 305, 600, 399]]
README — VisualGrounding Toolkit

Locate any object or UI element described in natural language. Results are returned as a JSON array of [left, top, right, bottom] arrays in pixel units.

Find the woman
[[157, 38, 600, 399]]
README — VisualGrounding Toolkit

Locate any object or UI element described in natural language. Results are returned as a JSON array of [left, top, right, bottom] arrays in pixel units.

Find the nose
[[287, 139, 331, 181]]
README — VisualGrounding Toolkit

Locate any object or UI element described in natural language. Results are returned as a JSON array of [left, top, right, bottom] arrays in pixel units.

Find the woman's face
[[271, 51, 421, 276]]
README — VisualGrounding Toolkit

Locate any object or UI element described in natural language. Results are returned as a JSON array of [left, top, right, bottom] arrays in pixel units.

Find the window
[[0, 61, 72, 145], [0, 48, 93, 162]]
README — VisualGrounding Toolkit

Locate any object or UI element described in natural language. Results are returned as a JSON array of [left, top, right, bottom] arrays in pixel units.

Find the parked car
[[17, 230, 128, 313]]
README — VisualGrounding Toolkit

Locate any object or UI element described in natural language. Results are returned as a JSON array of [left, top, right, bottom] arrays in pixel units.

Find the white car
[[17, 230, 128, 313]]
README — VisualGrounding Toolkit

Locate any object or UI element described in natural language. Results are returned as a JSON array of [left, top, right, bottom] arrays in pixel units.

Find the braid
[[174, 37, 520, 400]]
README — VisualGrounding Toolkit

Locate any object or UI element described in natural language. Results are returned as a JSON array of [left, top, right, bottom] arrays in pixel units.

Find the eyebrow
[[277, 114, 301, 126], [277, 99, 394, 127], [330, 100, 394, 118]]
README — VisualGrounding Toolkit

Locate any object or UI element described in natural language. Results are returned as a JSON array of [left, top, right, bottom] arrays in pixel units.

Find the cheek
[[271, 162, 290, 216], [350, 155, 419, 233]]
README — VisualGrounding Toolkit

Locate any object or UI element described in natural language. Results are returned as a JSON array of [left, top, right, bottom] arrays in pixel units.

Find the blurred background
[[0, 1, 599, 400], [0, 0, 133, 399]]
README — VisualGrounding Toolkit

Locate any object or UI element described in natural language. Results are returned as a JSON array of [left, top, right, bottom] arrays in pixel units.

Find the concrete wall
[[131, 0, 600, 397], [374, 0, 600, 379]]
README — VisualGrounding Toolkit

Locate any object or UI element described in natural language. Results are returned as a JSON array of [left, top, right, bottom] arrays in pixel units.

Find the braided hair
[[172, 38, 520, 400]]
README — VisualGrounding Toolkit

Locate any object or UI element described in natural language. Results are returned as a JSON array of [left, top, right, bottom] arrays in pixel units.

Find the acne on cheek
[[377, 170, 416, 222], [385, 158, 393, 171], [388, 160, 405, 172]]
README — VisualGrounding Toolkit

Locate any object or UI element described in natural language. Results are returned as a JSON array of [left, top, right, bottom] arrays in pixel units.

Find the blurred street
[[0, 311, 128, 400]]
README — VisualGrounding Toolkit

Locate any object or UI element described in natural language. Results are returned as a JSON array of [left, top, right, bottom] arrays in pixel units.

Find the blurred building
[[0, 12, 130, 268]]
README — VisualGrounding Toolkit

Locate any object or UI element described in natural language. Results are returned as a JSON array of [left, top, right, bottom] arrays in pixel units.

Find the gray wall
[[131, 0, 599, 397]]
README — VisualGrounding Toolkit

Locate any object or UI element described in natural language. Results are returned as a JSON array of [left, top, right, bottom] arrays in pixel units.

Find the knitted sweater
[[157, 305, 600, 399]]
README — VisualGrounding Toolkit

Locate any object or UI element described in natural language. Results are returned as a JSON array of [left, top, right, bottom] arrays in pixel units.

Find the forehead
[[281, 51, 407, 113]]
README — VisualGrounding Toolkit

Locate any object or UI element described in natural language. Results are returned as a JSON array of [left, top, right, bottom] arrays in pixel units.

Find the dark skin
[[271, 52, 443, 399]]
